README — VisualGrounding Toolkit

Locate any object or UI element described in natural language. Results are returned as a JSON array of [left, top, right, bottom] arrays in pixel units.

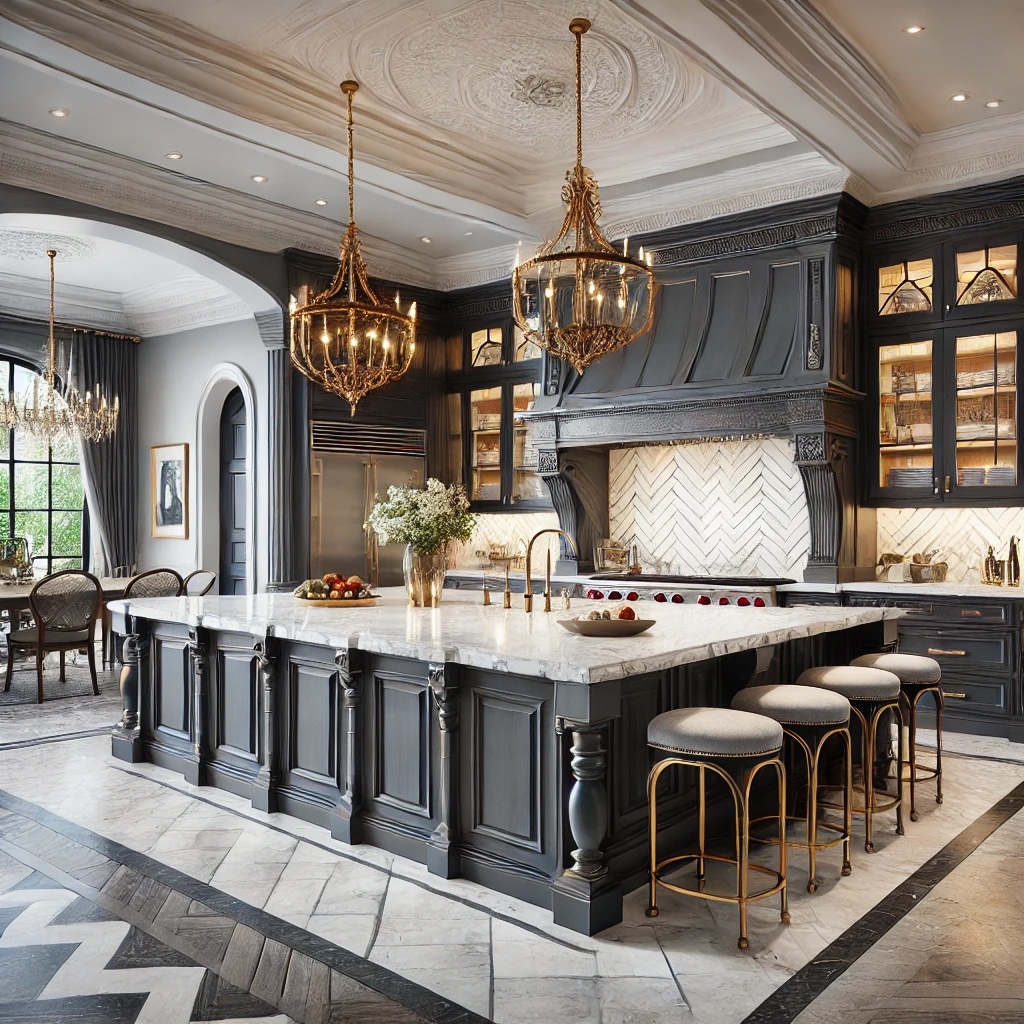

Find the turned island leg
[[551, 719, 622, 935], [427, 662, 460, 878], [111, 614, 149, 763], [252, 637, 278, 814], [330, 648, 364, 844]]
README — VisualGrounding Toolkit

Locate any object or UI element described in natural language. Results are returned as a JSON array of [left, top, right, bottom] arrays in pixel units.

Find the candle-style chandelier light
[[0, 249, 119, 443], [290, 80, 417, 416], [512, 18, 655, 375]]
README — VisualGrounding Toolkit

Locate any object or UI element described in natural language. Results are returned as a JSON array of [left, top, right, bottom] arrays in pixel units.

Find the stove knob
[[696, 595, 711, 605], [719, 596, 730, 605], [587, 589, 603, 600], [737, 596, 750, 607], [608, 590, 623, 600], [671, 593, 684, 604], [654, 593, 667, 602], [626, 591, 639, 602], [753, 597, 766, 607]]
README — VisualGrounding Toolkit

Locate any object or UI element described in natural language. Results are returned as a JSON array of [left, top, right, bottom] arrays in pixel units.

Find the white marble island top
[[108, 589, 900, 686]]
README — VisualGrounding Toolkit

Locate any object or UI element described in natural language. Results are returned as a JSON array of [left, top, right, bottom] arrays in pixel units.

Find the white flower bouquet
[[366, 478, 476, 556]]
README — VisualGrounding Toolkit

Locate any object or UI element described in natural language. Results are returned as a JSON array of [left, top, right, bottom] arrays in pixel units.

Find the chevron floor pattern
[[0, 865, 292, 1023]]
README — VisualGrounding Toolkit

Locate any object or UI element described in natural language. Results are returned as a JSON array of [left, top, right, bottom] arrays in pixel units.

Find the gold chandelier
[[512, 18, 655, 375], [290, 80, 417, 416], [0, 250, 119, 443]]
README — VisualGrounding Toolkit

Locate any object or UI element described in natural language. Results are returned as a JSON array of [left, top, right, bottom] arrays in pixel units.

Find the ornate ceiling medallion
[[512, 18, 655, 376], [289, 80, 416, 417]]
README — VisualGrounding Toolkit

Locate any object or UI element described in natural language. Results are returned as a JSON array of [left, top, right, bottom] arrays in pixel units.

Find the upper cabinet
[[446, 318, 550, 511], [869, 231, 1022, 328]]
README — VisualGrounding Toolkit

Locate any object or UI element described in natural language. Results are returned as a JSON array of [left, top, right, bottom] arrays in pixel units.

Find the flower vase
[[403, 544, 447, 607]]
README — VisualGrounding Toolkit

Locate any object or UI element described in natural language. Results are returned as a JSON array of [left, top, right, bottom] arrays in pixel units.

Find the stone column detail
[[111, 610, 149, 764], [427, 662, 460, 878], [252, 635, 278, 813], [185, 624, 208, 786], [330, 647, 364, 844]]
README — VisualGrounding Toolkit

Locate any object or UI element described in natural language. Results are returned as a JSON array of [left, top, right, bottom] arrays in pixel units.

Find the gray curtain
[[71, 330, 138, 577]]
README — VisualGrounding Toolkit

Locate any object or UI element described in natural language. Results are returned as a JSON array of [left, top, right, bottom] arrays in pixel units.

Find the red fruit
[[719, 597, 730, 605], [737, 597, 750, 606], [626, 591, 639, 602], [587, 589, 604, 600], [671, 594, 684, 604], [754, 597, 766, 607], [654, 593, 667, 602], [697, 595, 711, 605], [617, 606, 636, 620]]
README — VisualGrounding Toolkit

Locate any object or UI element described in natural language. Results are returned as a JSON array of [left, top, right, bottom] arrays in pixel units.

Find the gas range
[[583, 573, 795, 607]]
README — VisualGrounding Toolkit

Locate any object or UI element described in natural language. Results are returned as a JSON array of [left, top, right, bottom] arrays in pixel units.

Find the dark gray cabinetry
[[784, 591, 1023, 740]]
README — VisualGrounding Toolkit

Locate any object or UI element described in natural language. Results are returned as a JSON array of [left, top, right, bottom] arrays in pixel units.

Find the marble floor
[[0, 695, 1022, 1023]]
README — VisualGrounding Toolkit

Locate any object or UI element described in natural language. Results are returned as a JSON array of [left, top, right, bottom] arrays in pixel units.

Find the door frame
[[196, 363, 257, 593]]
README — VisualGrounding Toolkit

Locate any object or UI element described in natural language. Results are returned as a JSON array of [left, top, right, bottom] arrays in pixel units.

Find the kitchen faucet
[[524, 529, 579, 612]]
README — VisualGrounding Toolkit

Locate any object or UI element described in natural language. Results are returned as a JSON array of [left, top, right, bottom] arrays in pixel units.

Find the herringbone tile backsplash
[[877, 507, 1024, 582], [609, 440, 811, 578], [449, 511, 560, 569]]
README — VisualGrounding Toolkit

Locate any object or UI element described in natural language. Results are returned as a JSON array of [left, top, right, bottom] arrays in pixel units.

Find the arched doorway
[[219, 387, 247, 595]]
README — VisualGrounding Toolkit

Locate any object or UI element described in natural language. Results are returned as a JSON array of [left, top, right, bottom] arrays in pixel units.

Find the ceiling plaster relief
[[0, 229, 98, 263]]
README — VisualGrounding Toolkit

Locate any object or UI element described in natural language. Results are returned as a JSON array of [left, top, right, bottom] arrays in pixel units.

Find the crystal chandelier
[[290, 80, 417, 416], [0, 250, 118, 443], [512, 18, 655, 375]]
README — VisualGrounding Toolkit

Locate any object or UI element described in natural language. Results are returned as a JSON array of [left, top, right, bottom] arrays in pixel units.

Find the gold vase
[[403, 544, 447, 607]]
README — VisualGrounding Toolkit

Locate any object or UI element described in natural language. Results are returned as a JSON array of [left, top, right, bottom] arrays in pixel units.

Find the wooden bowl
[[294, 595, 379, 607], [558, 618, 655, 637]]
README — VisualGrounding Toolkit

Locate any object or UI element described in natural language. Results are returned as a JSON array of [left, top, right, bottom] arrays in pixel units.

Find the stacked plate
[[986, 466, 1016, 485], [887, 467, 933, 487], [958, 467, 987, 486]]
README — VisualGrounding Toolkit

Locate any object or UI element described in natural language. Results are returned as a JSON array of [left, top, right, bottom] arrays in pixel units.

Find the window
[[0, 358, 87, 573]]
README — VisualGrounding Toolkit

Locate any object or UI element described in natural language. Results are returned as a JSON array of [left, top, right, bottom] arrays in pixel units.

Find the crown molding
[[0, 269, 253, 337]]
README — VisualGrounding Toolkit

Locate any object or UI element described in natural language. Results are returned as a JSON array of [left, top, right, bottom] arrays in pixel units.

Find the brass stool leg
[[903, 690, 920, 822], [775, 760, 790, 924], [646, 759, 668, 919], [738, 769, 750, 949], [894, 702, 906, 837], [855, 703, 876, 853], [933, 688, 944, 805], [697, 765, 707, 886], [841, 727, 853, 876], [802, 733, 819, 893]]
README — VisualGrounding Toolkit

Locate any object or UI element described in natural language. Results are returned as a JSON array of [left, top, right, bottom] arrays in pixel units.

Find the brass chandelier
[[290, 80, 417, 416], [0, 250, 119, 443], [512, 18, 655, 375]]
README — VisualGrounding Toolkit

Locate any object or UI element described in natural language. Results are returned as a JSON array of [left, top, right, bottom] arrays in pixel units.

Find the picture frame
[[151, 443, 189, 539]]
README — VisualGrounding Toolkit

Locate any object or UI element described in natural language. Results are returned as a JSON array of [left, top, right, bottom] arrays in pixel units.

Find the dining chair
[[182, 569, 217, 596], [4, 570, 102, 704], [105, 568, 184, 667]]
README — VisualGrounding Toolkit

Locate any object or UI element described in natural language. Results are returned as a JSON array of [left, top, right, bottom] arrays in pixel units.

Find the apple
[[617, 606, 636, 621]]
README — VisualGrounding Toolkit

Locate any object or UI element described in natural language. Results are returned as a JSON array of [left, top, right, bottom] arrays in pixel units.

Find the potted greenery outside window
[[366, 479, 476, 607]]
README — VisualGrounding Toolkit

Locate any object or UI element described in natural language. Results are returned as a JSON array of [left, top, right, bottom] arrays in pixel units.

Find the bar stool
[[851, 653, 943, 821], [645, 707, 788, 950], [796, 665, 905, 853], [732, 684, 852, 893]]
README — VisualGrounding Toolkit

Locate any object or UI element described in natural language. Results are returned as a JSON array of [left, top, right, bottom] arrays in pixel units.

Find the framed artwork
[[151, 443, 189, 538]]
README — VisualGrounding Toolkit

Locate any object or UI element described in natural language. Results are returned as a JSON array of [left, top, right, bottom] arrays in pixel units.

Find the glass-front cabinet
[[872, 322, 1021, 501], [447, 319, 550, 510]]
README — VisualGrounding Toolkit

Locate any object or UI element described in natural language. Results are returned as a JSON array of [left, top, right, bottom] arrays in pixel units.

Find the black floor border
[[741, 778, 1024, 1024], [0, 789, 490, 1024]]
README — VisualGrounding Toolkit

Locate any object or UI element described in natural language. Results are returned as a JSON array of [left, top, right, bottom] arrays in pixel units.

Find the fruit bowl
[[557, 618, 655, 637], [295, 595, 379, 607]]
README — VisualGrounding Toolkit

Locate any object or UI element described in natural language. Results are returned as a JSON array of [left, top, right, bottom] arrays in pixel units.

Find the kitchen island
[[108, 590, 898, 934]]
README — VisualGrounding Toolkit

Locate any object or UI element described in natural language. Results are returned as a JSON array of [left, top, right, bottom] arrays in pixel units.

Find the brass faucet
[[524, 529, 579, 612]]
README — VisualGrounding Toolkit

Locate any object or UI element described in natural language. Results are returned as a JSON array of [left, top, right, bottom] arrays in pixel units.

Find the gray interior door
[[219, 388, 247, 595]]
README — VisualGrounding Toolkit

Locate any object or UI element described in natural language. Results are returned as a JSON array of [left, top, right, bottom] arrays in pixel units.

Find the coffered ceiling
[[1, 0, 1023, 306]]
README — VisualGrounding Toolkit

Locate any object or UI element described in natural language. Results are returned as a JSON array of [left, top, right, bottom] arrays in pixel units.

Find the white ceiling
[[812, 0, 1024, 133], [0, 0, 1023, 323]]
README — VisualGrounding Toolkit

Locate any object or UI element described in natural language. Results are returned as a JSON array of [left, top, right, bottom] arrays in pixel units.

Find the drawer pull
[[942, 691, 968, 700], [927, 648, 967, 657], [961, 610, 983, 618]]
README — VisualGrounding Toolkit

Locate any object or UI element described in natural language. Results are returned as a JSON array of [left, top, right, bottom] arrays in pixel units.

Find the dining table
[[0, 576, 130, 615]]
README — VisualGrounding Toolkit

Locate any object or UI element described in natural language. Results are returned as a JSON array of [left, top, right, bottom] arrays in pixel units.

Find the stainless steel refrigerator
[[310, 430, 425, 587]]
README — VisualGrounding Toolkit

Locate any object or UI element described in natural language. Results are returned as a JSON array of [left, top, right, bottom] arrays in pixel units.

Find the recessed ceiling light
[[903, 24, 924, 34], [48, 108, 69, 118], [986, 99, 1003, 108], [165, 152, 183, 160], [420, 236, 431, 244], [950, 93, 968, 102], [315, 198, 328, 206], [251, 174, 269, 183], [464, 231, 473, 236]]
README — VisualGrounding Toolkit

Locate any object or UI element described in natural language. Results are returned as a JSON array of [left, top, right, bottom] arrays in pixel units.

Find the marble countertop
[[780, 581, 1024, 599], [109, 588, 899, 686]]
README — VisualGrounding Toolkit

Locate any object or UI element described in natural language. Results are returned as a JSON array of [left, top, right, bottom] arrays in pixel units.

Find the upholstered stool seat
[[852, 652, 943, 821], [733, 685, 853, 892], [646, 706, 788, 949], [796, 666, 905, 853], [797, 665, 901, 700], [648, 707, 783, 759]]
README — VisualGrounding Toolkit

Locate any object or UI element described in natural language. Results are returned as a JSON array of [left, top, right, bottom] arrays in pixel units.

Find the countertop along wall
[[136, 317, 269, 588]]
